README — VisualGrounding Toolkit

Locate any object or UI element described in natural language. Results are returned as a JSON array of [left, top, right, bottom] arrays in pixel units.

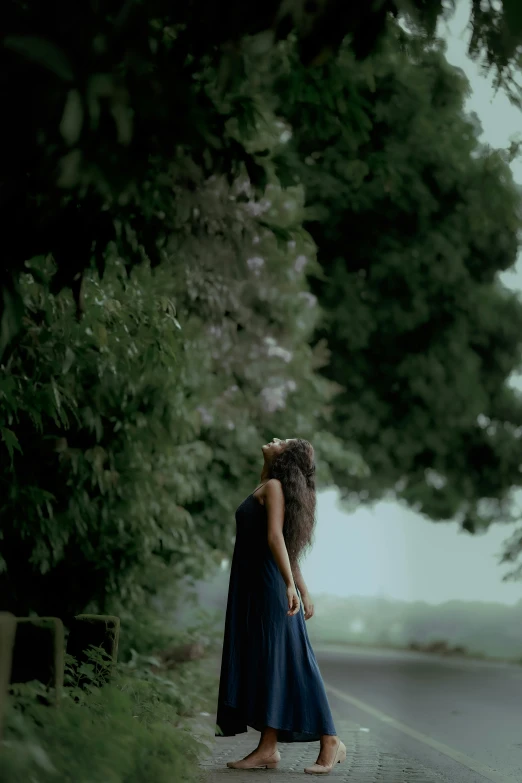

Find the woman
[[216, 437, 346, 774]]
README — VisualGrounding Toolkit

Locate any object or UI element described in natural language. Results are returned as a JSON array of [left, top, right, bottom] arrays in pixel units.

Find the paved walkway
[[199, 716, 444, 782]]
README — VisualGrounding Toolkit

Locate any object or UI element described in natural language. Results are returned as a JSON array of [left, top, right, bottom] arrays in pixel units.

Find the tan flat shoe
[[304, 738, 346, 774], [227, 749, 281, 769]]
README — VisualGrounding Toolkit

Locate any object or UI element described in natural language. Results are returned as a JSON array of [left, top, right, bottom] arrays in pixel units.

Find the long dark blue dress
[[216, 490, 337, 742]]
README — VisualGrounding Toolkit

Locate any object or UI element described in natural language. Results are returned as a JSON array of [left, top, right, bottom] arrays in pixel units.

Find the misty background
[[189, 487, 522, 662]]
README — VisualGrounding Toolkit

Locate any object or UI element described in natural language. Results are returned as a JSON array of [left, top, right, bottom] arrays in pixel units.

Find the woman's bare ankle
[[257, 743, 278, 756], [320, 734, 338, 747], [259, 726, 278, 755]]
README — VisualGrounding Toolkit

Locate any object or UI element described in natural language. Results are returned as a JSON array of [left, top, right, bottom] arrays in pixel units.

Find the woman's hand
[[286, 585, 300, 616], [301, 591, 314, 621]]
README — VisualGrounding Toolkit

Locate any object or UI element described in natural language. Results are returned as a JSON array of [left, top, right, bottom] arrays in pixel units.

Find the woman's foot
[[304, 736, 346, 775], [226, 746, 280, 769]]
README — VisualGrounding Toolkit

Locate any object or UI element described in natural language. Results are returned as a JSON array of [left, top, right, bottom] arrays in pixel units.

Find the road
[[315, 644, 522, 783]]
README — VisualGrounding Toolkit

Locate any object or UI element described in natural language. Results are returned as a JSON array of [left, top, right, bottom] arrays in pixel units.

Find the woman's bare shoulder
[[263, 478, 284, 502], [254, 478, 283, 506]]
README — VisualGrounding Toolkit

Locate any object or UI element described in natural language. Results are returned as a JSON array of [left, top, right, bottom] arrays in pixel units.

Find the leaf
[[1, 427, 23, 465], [0, 283, 24, 360], [57, 149, 82, 188], [4, 36, 74, 81], [62, 347, 75, 375], [51, 378, 61, 411], [78, 662, 95, 678], [95, 324, 108, 347], [248, 29, 275, 55], [27, 743, 56, 773], [111, 100, 134, 145], [60, 89, 84, 145]]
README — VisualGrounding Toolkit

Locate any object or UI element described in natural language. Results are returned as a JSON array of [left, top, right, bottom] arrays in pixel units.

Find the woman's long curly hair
[[269, 438, 316, 568]]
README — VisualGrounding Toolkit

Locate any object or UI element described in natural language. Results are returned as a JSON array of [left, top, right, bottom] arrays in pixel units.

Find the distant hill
[[180, 568, 522, 661]]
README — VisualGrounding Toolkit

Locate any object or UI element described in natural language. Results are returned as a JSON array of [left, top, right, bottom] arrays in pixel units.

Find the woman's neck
[[260, 464, 271, 483]]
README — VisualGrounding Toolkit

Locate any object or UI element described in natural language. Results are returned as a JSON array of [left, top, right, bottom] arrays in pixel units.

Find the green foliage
[[1, 257, 208, 614], [0, 648, 210, 783], [467, 0, 522, 104], [2, 5, 521, 777], [2, 6, 522, 615], [2, 0, 522, 354], [272, 28, 522, 531], [0, 161, 358, 616], [2, 0, 522, 620]]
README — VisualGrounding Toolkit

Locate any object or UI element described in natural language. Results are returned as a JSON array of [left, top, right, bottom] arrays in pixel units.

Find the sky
[[301, 1, 522, 607]]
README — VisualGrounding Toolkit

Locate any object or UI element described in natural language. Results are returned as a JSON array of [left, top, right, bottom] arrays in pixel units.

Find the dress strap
[[252, 480, 269, 495]]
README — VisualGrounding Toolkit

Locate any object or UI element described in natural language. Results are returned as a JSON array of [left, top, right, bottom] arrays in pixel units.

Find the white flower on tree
[[263, 336, 293, 363], [260, 386, 286, 413], [197, 406, 214, 425], [247, 256, 265, 275], [234, 177, 253, 197], [294, 255, 307, 273], [260, 379, 298, 413], [244, 198, 271, 217], [298, 291, 317, 308]]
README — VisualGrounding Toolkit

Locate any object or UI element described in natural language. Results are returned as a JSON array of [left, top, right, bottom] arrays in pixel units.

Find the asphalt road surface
[[314, 644, 522, 783]]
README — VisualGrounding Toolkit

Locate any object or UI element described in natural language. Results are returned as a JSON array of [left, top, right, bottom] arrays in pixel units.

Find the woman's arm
[[293, 562, 315, 620], [264, 479, 300, 616], [292, 562, 308, 598]]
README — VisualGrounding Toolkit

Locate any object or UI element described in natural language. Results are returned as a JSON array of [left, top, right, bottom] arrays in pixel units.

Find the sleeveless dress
[[215, 489, 337, 742]]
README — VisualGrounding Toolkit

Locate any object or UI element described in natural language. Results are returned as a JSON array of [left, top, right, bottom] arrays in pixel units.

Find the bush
[[0, 647, 214, 782]]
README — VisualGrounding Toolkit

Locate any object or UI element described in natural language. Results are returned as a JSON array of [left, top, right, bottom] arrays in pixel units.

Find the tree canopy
[[2, 1, 522, 618], [272, 31, 522, 532], [2, 0, 522, 354], [0, 167, 362, 617]]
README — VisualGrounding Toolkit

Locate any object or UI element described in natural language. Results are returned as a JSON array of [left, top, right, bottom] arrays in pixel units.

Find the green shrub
[[0, 648, 213, 783]]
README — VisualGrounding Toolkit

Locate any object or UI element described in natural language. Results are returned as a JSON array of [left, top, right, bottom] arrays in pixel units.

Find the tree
[[0, 161, 363, 617], [272, 27, 522, 532], [2, 1, 522, 615], [2, 0, 522, 356]]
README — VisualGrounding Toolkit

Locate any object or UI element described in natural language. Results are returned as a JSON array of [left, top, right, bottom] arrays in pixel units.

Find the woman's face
[[262, 437, 295, 460]]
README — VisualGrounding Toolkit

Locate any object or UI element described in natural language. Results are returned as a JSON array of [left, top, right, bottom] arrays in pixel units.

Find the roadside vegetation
[[2, 1, 522, 777]]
